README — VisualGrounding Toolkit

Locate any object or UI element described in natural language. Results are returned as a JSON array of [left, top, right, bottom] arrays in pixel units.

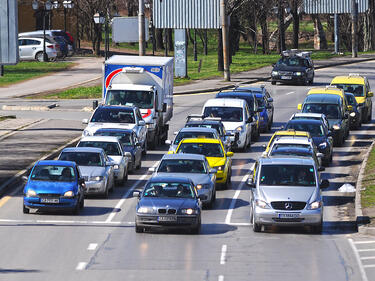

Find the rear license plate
[[158, 216, 177, 222], [281, 75, 292, 80], [40, 198, 59, 203], [278, 213, 300, 218]]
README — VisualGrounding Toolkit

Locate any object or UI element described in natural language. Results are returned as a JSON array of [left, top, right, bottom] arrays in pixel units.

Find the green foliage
[[363, 147, 375, 208], [41, 86, 102, 99]]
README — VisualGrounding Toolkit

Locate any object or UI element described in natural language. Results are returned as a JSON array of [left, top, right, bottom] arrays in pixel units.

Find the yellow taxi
[[174, 138, 233, 188], [297, 86, 350, 110], [264, 130, 312, 153], [330, 74, 373, 123]]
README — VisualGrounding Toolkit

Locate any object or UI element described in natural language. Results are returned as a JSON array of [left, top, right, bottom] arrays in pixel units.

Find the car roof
[[204, 98, 246, 107], [273, 130, 311, 137], [304, 94, 341, 104], [161, 153, 206, 161], [80, 136, 120, 143], [235, 86, 265, 93], [259, 156, 315, 165], [272, 137, 312, 145], [36, 160, 76, 167], [292, 112, 326, 119], [179, 127, 218, 134], [186, 119, 222, 125], [148, 175, 193, 184], [331, 74, 365, 85], [61, 147, 104, 153], [287, 119, 323, 125], [96, 105, 135, 111], [217, 91, 256, 98], [180, 138, 221, 144], [307, 87, 345, 97], [95, 128, 133, 134], [270, 146, 313, 155]]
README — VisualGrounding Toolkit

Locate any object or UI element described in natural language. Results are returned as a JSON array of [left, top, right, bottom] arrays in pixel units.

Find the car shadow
[[143, 223, 237, 235], [213, 197, 249, 210], [31, 206, 119, 216]]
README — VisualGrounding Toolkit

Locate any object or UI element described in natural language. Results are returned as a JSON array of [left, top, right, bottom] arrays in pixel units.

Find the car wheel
[[80, 197, 84, 209], [368, 108, 372, 122], [191, 217, 201, 234], [311, 221, 323, 234], [122, 168, 128, 183], [103, 184, 109, 199], [35, 52, 45, 62], [23, 204, 29, 214], [271, 81, 276, 85], [135, 224, 144, 233], [310, 77, 314, 84], [251, 208, 261, 232], [136, 159, 141, 170], [72, 203, 80, 215]]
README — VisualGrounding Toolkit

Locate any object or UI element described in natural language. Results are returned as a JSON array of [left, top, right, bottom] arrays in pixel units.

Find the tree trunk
[[155, 28, 164, 50], [217, 29, 224, 71], [292, 0, 299, 49], [168, 29, 173, 51], [312, 14, 328, 49]]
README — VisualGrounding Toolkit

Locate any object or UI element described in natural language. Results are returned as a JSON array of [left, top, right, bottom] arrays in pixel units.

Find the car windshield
[[333, 84, 364, 97], [302, 103, 340, 119], [285, 122, 325, 137], [185, 123, 223, 136], [259, 164, 316, 186], [203, 106, 243, 122], [90, 107, 135, 124], [174, 132, 216, 145], [218, 95, 255, 113], [177, 142, 224, 157], [105, 90, 154, 109], [78, 141, 121, 156], [143, 182, 195, 199], [270, 148, 312, 157], [272, 143, 311, 150], [94, 131, 132, 146], [276, 57, 308, 67], [30, 165, 76, 182], [59, 152, 103, 167], [158, 159, 207, 174], [345, 94, 357, 106]]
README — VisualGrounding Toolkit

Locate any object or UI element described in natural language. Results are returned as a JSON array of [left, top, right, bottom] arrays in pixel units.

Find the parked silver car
[[18, 37, 57, 62], [248, 156, 329, 233], [77, 136, 130, 185], [58, 147, 115, 198], [149, 153, 217, 208]]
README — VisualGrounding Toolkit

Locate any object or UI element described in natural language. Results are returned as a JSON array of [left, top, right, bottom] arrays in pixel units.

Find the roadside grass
[[0, 115, 16, 122], [40, 86, 102, 99], [0, 61, 73, 86], [362, 146, 375, 208]]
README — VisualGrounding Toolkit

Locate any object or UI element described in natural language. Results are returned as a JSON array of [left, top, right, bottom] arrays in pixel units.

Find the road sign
[[112, 17, 149, 43], [0, 0, 19, 65], [304, 0, 368, 14]]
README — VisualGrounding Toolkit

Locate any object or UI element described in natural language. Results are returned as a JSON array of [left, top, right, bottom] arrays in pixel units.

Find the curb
[[355, 139, 375, 235], [0, 135, 81, 197]]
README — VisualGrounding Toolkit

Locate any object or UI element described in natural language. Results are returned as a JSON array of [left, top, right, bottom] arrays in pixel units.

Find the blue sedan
[[23, 160, 85, 214]]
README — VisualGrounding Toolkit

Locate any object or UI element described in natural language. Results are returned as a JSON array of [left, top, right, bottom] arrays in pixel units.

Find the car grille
[[278, 71, 293, 76], [158, 208, 177, 214], [273, 218, 304, 222], [38, 193, 61, 198], [271, 201, 306, 210]]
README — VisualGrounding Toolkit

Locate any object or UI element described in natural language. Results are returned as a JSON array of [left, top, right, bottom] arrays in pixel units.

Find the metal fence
[[304, 0, 368, 14]]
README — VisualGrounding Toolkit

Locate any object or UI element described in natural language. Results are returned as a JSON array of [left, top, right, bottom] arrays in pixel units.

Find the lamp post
[[32, 0, 53, 62], [62, 0, 74, 31], [94, 12, 108, 59]]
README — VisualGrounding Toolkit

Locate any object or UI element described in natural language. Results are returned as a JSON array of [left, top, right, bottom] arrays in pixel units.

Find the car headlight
[[350, 112, 356, 117], [255, 199, 270, 209], [137, 207, 154, 214], [319, 142, 327, 149], [146, 123, 156, 129], [235, 126, 243, 133], [215, 165, 225, 171], [91, 176, 104, 181], [83, 130, 91, 137], [196, 184, 210, 189], [181, 208, 198, 215], [308, 201, 322, 210], [294, 71, 302, 76], [26, 189, 37, 197], [332, 124, 341, 130], [63, 191, 74, 197], [272, 71, 278, 76], [113, 164, 119, 170]]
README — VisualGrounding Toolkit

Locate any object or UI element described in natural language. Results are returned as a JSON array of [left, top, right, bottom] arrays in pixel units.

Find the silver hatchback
[[248, 156, 329, 233]]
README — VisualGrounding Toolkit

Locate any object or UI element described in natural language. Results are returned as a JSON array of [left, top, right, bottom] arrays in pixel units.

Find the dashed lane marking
[[87, 243, 98, 251], [348, 238, 370, 281], [76, 262, 87, 271], [220, 244, 227, 265]]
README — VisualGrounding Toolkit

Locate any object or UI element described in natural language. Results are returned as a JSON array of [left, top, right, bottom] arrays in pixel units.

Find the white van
[[202, 98, 252, 151]]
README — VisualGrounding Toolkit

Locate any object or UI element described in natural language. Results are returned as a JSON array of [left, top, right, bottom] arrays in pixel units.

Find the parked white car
[[202, 98, 252, 151], [77, 136, 130, 185], [18, 37, 57, 62]]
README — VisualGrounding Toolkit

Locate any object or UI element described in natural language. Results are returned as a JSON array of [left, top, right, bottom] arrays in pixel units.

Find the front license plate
[[281, 75, 292, 80], [278, 213, 300, 219], [40, 198, 59, 203], [158, 216, 177, 222]]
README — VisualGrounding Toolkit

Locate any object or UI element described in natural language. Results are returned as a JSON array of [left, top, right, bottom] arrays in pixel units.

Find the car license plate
[[158, 216, 177, 222], [278, 213, 300, 218], [40, 198, 59, 203], [281, 75, 292, 80]]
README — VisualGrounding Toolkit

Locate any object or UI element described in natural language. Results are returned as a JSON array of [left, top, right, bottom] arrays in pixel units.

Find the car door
[[244, 105, 252, 140], [365, 79, 372, 116], [117, 142, 127, 175], [103, 153, 114, 186], [133, 133, 142, 166], [25, 39, 41, 59], [135, 108, 147, 145], [18, 39, 26, 60]]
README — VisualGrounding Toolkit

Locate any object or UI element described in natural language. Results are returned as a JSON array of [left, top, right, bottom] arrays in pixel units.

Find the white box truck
[[103, 55, 174, 149]]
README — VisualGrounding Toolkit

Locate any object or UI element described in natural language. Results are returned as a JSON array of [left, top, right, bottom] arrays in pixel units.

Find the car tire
[[103, 184, 109, 199], [136, 159, 141, 170], [252, 210, 261, 232], [191, 217, 201, 234], [135, 224, 144, 233], [310, 77, 314, 85], [122, 168, 128, 183], [80, 197, 84, 209], [23, 204, 29, 214], [271, 81, 276, 85], [72, 203, 80, 215], [35, 52, 45, 62], [368, 108, 372, 122], [311, 222, 323, 234]]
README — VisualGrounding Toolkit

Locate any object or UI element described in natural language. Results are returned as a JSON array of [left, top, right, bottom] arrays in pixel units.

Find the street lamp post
[[63, 0, 74, 31], [94, 13, 108, 59], [32, 0, 53, 62]]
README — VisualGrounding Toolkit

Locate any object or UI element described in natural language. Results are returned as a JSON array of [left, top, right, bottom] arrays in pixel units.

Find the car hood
[[25, 180, 76, 195], [108, 155, 123, 164], [122, 146, 135, 155], [156, 172, 212, 185], [328, 119, 341, 128], [79, 166, 106, 177], [138, 197, 198, 210], [206, 157, 226, 168], [85, 122, 136, 135], [312, 136, 326, 146], [273, 65, 306, 72], [259, 185, 317, 203], [222, 121, 244, 131]]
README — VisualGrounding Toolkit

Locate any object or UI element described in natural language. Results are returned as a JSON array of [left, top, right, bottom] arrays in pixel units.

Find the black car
[[285, 119, 333, 165], [271, 50, 314, 85], [345, 92, 362, 129], [215, 90, 261, 140], [133, 176, 204, 233]]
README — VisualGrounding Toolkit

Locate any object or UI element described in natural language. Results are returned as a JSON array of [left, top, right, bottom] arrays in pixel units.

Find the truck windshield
[[106, 90, 154, 109]]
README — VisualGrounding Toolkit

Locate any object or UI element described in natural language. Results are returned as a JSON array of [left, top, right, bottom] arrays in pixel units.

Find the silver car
[[18, 37, 57, 62], [58, 147, 115, 198], [77, 136, 130, 185], [248, 156, 329, 233], [149, 153, 217, 208]]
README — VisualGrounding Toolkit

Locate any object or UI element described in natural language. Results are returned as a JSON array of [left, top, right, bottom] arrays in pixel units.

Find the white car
[[18, 37, 57, 62], [82, 105, 148, 155], [77, 136, 130, 185], [202, 98, 252, 151]]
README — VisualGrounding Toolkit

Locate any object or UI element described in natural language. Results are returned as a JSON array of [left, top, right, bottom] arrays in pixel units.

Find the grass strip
[[362, 145, 375, 208]]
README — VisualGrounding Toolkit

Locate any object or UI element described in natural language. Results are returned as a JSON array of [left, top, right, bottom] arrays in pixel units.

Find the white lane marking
[[0, 219, 132, 225], [348, 238, 369, 281], [87, 243, 98, 251], [220, 244, 227, 265], [361, 256, 375, 260], [355, 241, 375, 245], [358, 249, 375, 252], [363, 265, 375, 268], [285, 91, 294, 95], [218, 275, 224, 281], [104, 161, 159, 223], [224, 174, 248, 224], [76, 262, 87, 271], [226, 222, 251, 226]]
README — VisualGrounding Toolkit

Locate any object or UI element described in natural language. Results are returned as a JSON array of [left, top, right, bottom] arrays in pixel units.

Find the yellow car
[[330, 74, 373, 123], [174, 138, 233, 188], [264, 130, 312, 153]]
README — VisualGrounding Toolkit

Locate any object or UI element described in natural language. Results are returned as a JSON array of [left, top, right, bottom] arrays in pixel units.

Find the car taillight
[[56, 44, 60, 48], [47, 45, 54, 49]]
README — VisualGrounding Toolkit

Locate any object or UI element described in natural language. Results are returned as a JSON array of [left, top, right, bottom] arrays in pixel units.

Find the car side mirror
[[316, 152, 324, 158], [368, 91, 373, 97], [22, 175, 28, 182], [247, 116, 253, 123], [138, 120, 146, 126], [198, 194, 207, 201], [344, 112, 349, 119], [347, 105, 353, 111], [209, 168, 217, 174], [135, 142, 141, 147], [267, 98, 273, 103], [165, 140, 172, 145], [320, 179, 329, 189], [148, 167, 156, 172], [124, 152, 132, 158], [226, 151, 234, 157], [133, 190, 141, 198], [105, 161, 113, 166], [246, 178, 255, 188], [262, 144, 266, 149], [266, 104, 272, 109], [327, 130, 332, 137], [173, 131, 178, 135], [82, 118, 89, 124], [297, 104, 302, 110], [318, 166, 325, 172]]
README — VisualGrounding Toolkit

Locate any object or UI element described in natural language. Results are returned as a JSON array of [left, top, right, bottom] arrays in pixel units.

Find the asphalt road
[[0, 61, 375, 280]]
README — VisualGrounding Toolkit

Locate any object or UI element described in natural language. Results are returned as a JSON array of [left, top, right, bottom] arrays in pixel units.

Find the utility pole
[[334, 14, 339, 54], [278, 0, 286, 53], [220, 0, 230, 81], [0, 65, 4, 76], [351, 0, 358, 58], [139, 0, 145, 56]]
